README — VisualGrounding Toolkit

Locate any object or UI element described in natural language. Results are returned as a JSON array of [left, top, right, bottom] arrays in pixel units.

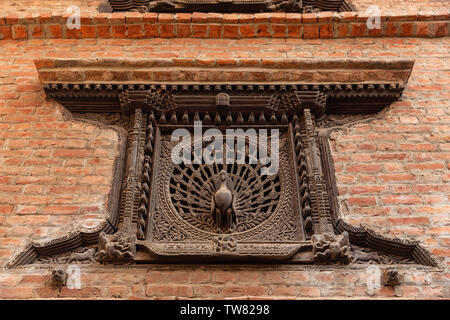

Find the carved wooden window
[[7, 60, 437, 268]]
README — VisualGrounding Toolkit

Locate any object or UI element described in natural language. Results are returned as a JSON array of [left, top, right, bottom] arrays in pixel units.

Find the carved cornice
[[43, 83, 405, 117], [37, 58, 413, 115], [335, 220, 438, 267]]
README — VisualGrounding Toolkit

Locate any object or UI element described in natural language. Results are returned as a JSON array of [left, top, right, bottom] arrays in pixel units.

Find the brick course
[[0, 11, 448, 41]]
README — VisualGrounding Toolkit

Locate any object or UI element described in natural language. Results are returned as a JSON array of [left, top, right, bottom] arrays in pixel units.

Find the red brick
[[0, 288, 34, 299], [271, 24, 287, 38], [209, 25, 222, 38], [288, 25, 301, 38], [270, 13, 285, 23], [223, 25, 239, 38], [191, 12, 208, 23], [0, 26, 12, 40], [112, 25, 127, 38], [350, 23, 366, 37], [158, 13, 173, 23], [302, 13, 317, 23], [192, 24, 208, 38], [60, 287, 101, 298], [212, 272, 236, 283], [336, 23, 348, 37], [128, 25, 143, 39], [125, 12, 143, 23], [382, 195, 423, 204], [47, 25, 62, 38], [385, 23, 399, 36], [400, 23, 414, 36], [96, 25, 111, 38], [223, 14, 239, 23], [31, 25, 43, 38], [273, 285, 296, 296], [345, 164, 382, 173], [160, 24, 174, 38], [12, 25, 27, 40], [145, 285, 193, 297], [240, 25, 255, 38], [256, 24, 271, 37], [144, 24, 158, 38], [319, 24, 333, 38], [54, 149, 91, 158], [303, 25, 319, 39], [433, 22, 448, 37], [80, 25, 96, 38], [207, 13, 223, 23], [142, 13, 158, 23], [254, 13, 271, 23], [348, 197, 377, 206], [286, 13, 301, 24], [175, 13, 191, 23], [387, 217, 430, 225], [297, 286, 320, 297]]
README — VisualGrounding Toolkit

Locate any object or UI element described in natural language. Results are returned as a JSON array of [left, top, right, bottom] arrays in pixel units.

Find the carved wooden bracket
[[6, 58, 438, 268]]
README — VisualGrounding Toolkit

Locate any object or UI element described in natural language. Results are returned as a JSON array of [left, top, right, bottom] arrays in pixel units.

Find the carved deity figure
[[97, 232, 136, 264], [210, 170, 237, 232], [312, 231, 352, 264]]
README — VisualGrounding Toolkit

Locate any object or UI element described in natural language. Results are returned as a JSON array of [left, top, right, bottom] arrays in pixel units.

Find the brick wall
[[0, 0, 447, 14], [0, 11, 448, 41], [0, 265, 446, 299], [0, 2, 449, 299]]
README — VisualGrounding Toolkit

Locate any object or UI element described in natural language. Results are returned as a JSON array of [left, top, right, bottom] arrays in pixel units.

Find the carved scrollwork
[[149, 131, 301, 247], [169, 149, 281, 234], [292, 114, 314, 235], [145, 89, 177, 112], [267, 91, 326, 116], [151, 208, 189, 241], [136, 112, 156, 239]]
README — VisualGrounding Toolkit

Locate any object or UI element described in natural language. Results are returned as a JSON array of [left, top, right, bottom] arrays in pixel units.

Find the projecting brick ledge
[[0, 10, 448, 40]]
